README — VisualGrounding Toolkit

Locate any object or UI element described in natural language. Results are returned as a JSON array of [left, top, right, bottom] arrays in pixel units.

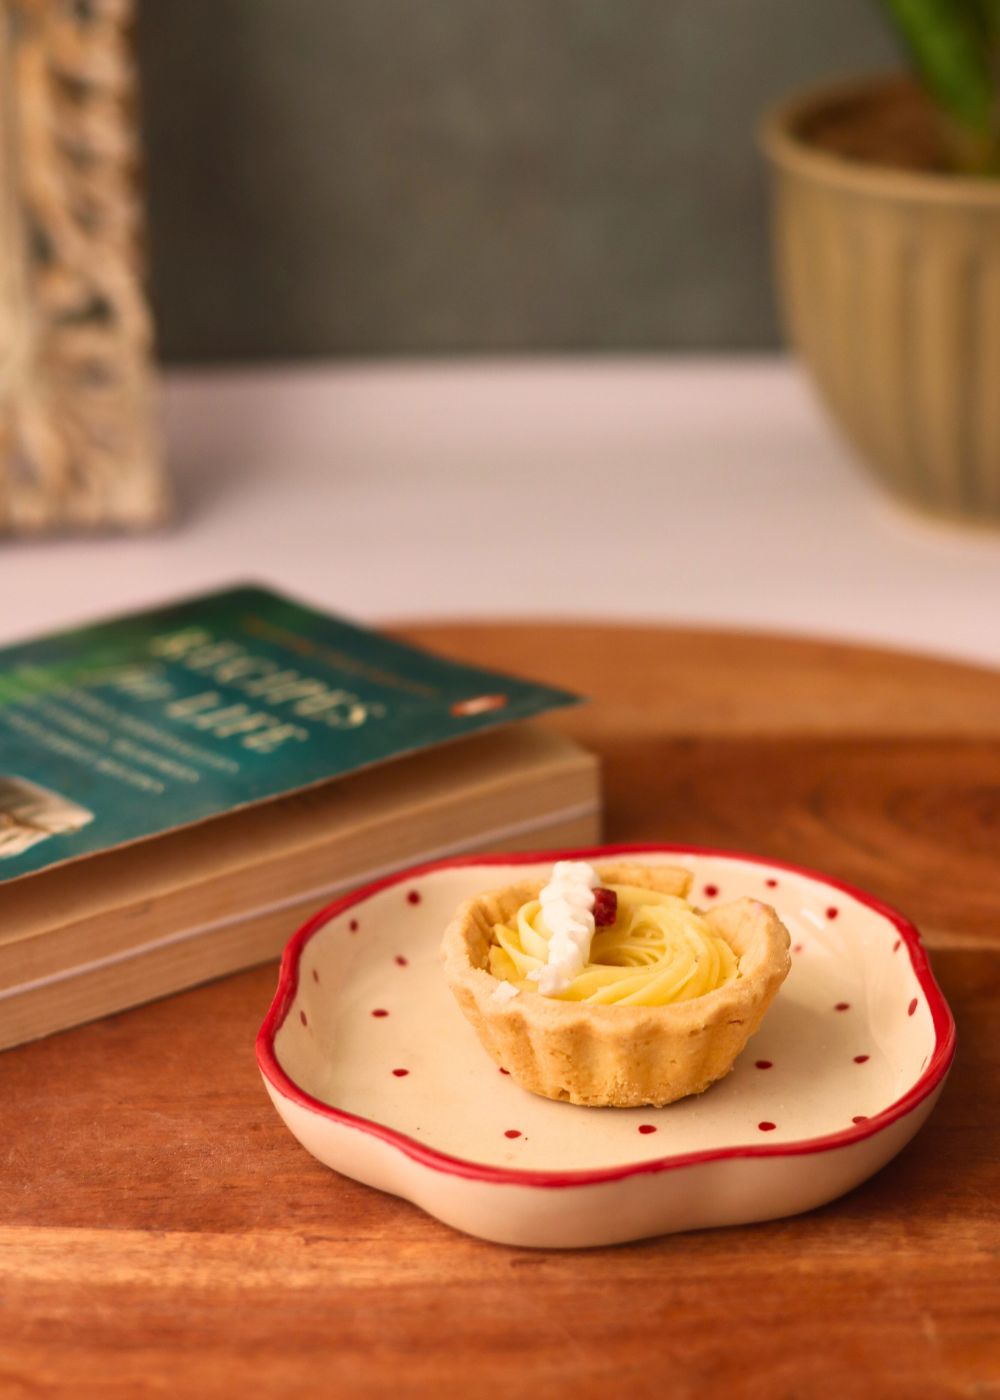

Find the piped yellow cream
[[488, 883, 739, 1006]]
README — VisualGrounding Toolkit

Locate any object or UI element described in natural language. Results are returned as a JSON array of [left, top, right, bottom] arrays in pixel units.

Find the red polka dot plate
[[257, 845, 955, 1248]]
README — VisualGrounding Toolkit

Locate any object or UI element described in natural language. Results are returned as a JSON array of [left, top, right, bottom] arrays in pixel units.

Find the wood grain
[[3, 624, 1000, 1399]]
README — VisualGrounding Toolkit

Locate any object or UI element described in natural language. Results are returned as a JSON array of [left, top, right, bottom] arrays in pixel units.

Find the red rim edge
[[255, 843, 956, 1190]]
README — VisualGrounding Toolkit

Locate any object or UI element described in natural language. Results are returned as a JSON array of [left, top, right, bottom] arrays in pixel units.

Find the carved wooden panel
[[0, 0, 168, 532]]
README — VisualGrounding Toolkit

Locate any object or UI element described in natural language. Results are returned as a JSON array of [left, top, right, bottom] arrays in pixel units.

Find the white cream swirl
[[529, 860, 600, 996]]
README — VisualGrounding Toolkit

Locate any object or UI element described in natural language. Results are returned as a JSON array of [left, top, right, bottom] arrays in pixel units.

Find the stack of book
[[0, 586, 600, 1049]]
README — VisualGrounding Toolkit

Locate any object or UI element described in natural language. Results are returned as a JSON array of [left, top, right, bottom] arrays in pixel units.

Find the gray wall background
[[137, 1, 898, 363]]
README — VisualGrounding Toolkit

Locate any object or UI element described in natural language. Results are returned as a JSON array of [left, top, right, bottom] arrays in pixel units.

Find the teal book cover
[[0, 585, 582, 883]]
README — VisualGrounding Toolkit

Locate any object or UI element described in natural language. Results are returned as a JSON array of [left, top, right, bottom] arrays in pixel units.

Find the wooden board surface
[[4, 624, 1000, 1399]]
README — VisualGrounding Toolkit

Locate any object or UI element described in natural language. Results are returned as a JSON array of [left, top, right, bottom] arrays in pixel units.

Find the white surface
[[3, 357, 1000, 665]]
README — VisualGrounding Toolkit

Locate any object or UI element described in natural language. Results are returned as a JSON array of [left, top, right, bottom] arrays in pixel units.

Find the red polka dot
[[908, 998, 918, 1016], [835, 1002, 850, 1012], [758, 1121, 777, 1132], [372, 1008, 389, 1018], [299, 1009, 308, 1027], [349, 919, 359, 933], [854, 1054, 870, 1064], [893, 939, 901, 953], [406, 890, 421, 905], [852, 1115, 869, 1124], [826, 906, 839, 920], [504, 1129, 521, 1139], [638, 1124, 657, 1135], [498, 1067, 510, 1075], [311, 968, 320, 983], [755, 1060, 773, 1070], [395, 955, 409, 967], [765, 878, 778, 888], [392, 1068, 409, 1077], [792, 943, 804, 954], [703, 884, 719, 899]]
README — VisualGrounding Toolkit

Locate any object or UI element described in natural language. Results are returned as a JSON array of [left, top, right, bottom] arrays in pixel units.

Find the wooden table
[[4, 625, 1000, 1398]]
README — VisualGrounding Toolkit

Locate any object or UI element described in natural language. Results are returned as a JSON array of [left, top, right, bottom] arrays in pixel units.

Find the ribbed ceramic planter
[[762, 77, 1000, 524]]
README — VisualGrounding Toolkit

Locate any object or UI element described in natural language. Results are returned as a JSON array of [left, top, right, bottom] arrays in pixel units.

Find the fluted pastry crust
[[440, 863, 792, 1108]]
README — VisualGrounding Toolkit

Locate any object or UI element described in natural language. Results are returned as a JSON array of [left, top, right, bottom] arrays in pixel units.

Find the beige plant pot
[[761, 75, 1000, 524]]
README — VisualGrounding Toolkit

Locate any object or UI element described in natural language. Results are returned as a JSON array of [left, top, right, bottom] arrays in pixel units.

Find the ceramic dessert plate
[[257, 845, 955, 1248]]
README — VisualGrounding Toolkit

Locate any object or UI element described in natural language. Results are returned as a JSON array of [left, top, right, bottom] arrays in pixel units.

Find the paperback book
[[0, 585, 600, 1048]]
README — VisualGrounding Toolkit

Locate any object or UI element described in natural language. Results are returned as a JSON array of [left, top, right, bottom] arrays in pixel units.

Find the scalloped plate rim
[[256, 842, 956, 1190]]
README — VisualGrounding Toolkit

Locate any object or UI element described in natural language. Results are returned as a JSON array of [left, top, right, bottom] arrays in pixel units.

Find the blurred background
[[138, 0, 895, 362], [5, 0, 1000, 662]]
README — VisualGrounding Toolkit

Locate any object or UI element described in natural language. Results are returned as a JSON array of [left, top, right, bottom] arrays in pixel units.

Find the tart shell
[[440, 862, 792, 1107]]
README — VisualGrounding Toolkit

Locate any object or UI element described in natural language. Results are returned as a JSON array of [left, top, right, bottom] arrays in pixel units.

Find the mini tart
[[440, 862, 792, 1108]]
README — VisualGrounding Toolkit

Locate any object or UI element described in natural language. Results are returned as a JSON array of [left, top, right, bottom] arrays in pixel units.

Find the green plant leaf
[[879, 0, 995, 133], [969, 0, 1000, 42]]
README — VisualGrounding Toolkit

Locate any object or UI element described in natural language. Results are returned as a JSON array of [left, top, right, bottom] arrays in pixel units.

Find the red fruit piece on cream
[[593, 887, 618, 927]]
